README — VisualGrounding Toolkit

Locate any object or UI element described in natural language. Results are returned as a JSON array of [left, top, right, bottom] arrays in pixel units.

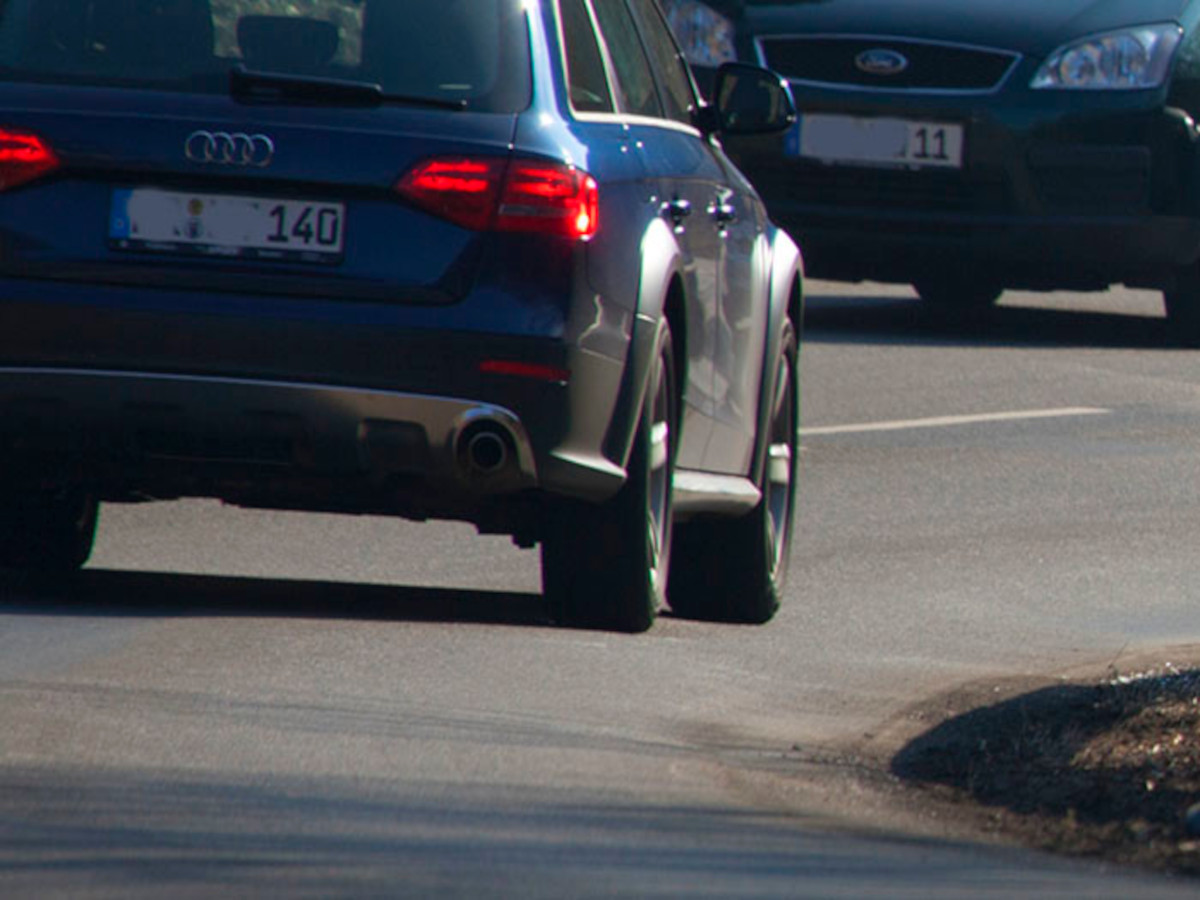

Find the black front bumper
[[791, 209, 1200, 291], [725, 90, 1200, 290]]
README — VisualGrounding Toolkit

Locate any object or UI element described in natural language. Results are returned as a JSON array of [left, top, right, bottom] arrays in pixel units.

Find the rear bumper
[[0, 265, 635, 533], [0, 365, 626, 534], [0, 366, 537, 489]]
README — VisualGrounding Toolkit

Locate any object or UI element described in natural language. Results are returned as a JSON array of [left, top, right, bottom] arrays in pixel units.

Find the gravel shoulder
[[843, 646, 1200, 878]]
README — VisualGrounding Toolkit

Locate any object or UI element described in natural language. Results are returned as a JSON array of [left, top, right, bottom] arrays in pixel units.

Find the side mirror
[[698, 62, 796, 136]]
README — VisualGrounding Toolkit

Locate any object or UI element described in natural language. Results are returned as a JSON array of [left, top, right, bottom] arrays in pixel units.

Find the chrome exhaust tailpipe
[[457, 420, 516, 479], [467, 429, 509, 474]]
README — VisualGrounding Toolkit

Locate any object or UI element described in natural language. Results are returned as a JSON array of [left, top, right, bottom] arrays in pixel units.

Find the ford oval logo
[[855, 49, 909, 77]]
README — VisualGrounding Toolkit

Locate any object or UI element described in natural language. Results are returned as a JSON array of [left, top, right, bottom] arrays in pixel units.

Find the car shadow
[[803, 291, 1174, 350], [0, 763, 1079, 900], [0, 567, 554, 629]]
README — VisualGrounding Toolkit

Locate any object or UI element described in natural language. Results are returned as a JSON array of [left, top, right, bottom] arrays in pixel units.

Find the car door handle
[[662, 197, 691, 230], [710, 197, 737, 226]]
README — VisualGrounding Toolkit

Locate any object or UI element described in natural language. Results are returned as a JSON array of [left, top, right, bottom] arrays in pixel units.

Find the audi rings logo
[[184, 130, 275, 167]]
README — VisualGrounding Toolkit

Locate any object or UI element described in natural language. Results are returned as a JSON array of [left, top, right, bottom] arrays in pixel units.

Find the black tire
[[1164, 264, 1200, 347], [914, 278, 1002, 310], [0, 487, 99, 573], [668, 319, 798, 624], [541, 323, 677, 633]]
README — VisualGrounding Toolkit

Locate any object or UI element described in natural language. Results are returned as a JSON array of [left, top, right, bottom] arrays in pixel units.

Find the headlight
[[659, 0, 737, 67], [1031, 24, 1182, 90]]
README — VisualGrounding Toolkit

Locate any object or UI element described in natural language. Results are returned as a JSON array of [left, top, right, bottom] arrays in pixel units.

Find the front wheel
[[1164, 262, 1200, 347], [668, 319, 798, 624], [0, 487, 99, 573], [541, 323, 677, 633]]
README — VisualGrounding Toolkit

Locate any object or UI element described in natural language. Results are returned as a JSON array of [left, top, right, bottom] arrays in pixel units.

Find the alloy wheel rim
[[764, 351, 795, 578], [646, 349, 672, 600]]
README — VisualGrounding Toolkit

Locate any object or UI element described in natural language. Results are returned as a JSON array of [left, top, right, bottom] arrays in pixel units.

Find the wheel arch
[[749, 227, 804, 487], [601, 218, 687, 472]]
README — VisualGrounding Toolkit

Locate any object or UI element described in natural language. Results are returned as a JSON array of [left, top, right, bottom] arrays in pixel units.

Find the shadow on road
[[4, 761, 1161, 900], [0, 568, 552, 629], [804, 292, 1173, 350]]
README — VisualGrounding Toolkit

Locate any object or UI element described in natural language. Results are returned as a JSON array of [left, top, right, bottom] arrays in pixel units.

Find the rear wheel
[[669, 319, 798, 624], [0, 487, 99, 573], [541, 323, 676, 633]]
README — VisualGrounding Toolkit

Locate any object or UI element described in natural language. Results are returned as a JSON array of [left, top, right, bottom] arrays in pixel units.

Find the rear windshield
[[0, 0, 532, 111]]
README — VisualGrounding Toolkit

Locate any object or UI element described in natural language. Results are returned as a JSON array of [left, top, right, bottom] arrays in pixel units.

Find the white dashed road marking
[[804, 407, 1110, 436]]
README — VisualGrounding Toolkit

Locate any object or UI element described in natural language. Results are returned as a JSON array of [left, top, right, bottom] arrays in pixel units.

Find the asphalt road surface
[[3, 282, 1200, 897]]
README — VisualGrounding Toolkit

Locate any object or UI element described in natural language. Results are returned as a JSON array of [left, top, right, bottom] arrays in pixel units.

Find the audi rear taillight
[[396, 156, 599, 240], [0, 129, 59, 191], [395, 158, 504, 232], [501, 161, 598, 239]]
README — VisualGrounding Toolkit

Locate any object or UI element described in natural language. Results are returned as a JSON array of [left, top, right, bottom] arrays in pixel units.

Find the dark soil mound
[[892, 666, 1200, 875]]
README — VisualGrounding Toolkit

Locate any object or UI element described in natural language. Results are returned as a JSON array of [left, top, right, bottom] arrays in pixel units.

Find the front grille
[[757, 36, 1019, 93], [768, 164, 1011, 214]]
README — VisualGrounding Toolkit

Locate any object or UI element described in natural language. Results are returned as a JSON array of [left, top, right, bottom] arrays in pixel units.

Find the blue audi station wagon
[[0, 0, 802, 632]]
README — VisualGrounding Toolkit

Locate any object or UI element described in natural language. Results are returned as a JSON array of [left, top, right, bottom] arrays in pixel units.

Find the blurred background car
[[0, 0, 801, 632], [662, 0, 1200, 341]]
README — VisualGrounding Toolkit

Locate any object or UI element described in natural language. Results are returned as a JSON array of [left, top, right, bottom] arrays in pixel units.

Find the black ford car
[[664, 0, 1200, 339]]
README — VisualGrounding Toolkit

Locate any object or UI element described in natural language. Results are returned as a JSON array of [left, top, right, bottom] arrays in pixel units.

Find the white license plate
[[109, 189, 345, 262], [787, 114, 963, 169]]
